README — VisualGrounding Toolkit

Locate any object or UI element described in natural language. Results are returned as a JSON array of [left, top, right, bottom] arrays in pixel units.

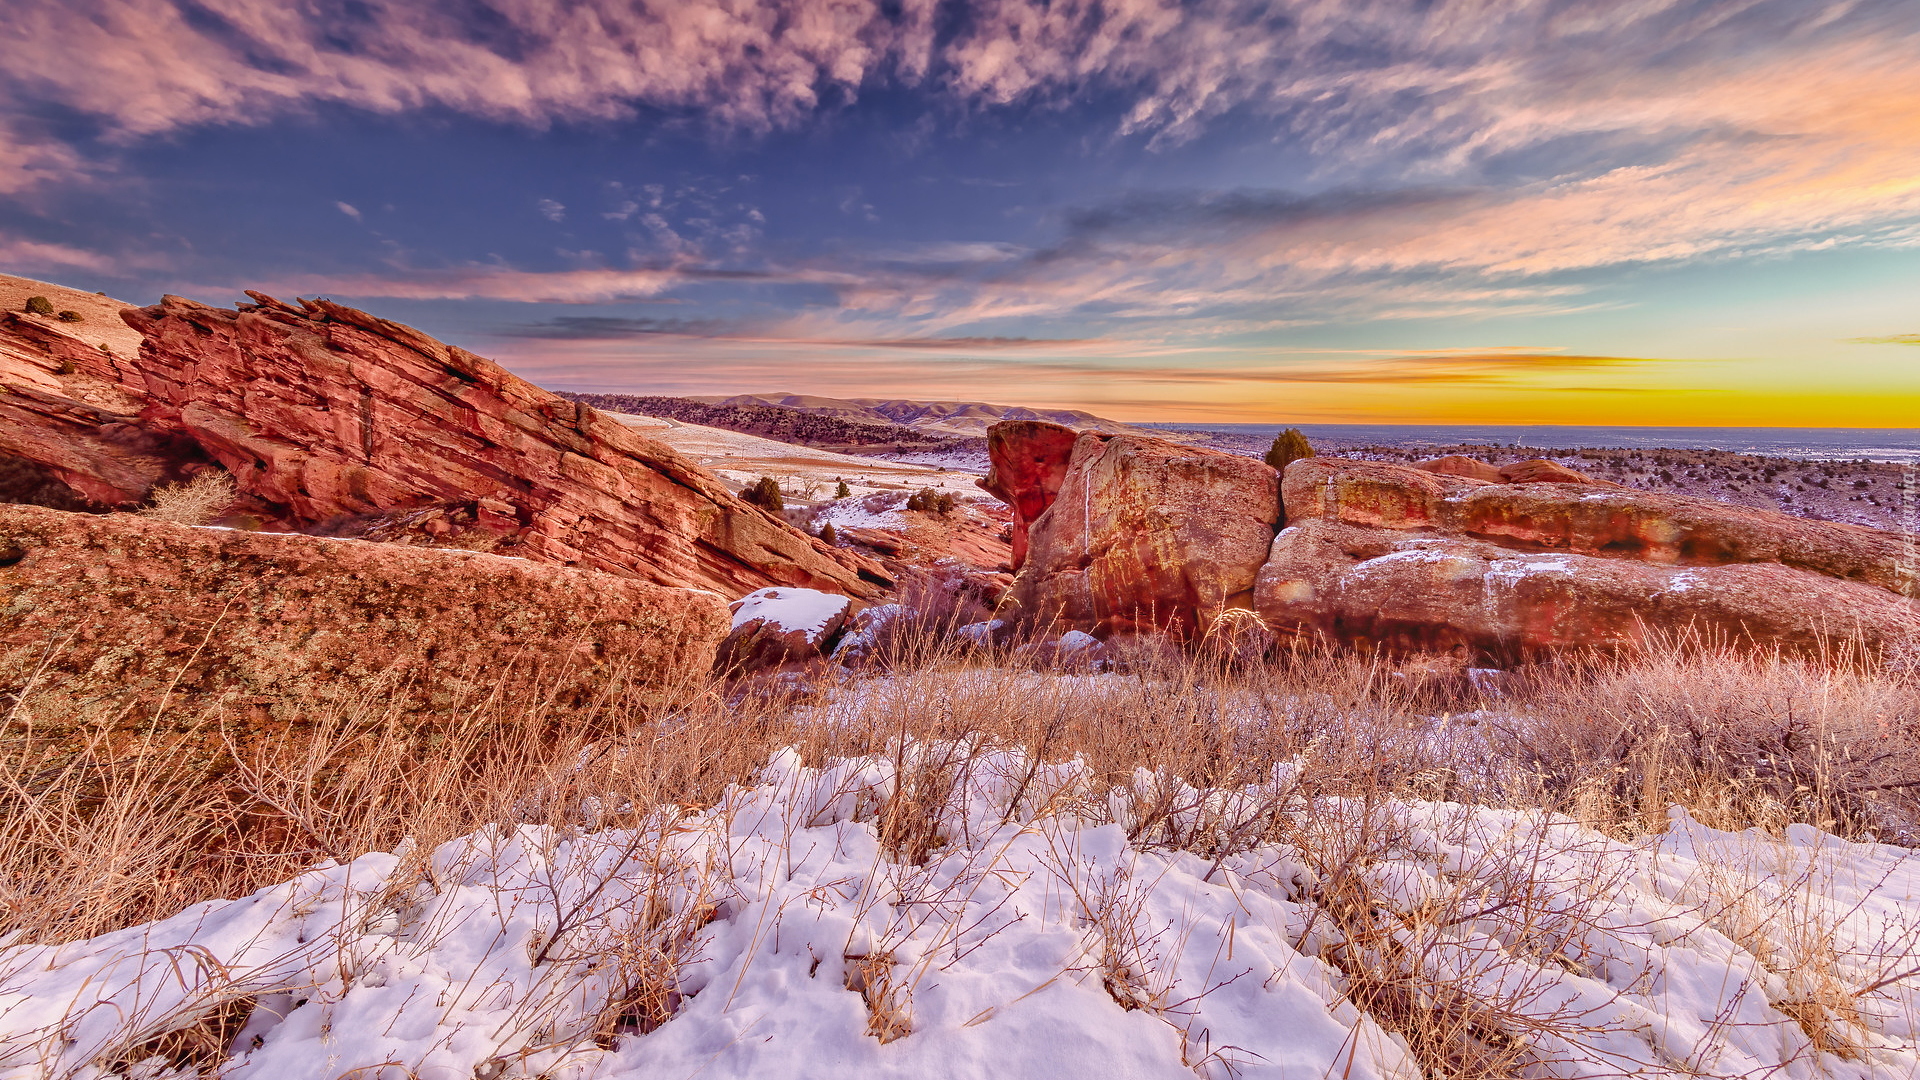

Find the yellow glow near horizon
[[491, 334, 1920, 430]]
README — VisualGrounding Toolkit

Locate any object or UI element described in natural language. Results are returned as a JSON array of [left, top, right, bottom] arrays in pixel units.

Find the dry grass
[[2, 622, 1917, 1077]]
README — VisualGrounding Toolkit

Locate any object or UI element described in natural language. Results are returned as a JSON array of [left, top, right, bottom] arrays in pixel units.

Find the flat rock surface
[[0, 504, 729, 743]]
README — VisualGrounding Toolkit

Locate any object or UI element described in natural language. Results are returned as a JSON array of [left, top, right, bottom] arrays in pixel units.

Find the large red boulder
[[0, 287, 888, 599], [994, 425, 1280, 637], [977, 420, 1081, 569], [1258, 458, 1920, 660]]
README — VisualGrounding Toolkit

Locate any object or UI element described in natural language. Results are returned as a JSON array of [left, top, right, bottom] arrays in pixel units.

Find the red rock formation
[[2, 288, 890, 598], [1415, 454, 1617, 487], [1285, 457, 1909, 592], [995, 425, 1281, 637], [1414, 455, 1505, 484], [977, 420, 1083, 569], [1258, 458, 1920, 660], [0, 308, 212, 506], [0, 503, 729, 740], [1498, 458, 1620, 486]]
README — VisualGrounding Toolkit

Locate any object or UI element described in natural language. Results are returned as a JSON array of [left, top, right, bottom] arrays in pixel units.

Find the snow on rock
[[954, 619, 1005, 645], [3, 743, 1917, 1080], [729, 587, 851, 639], [830, 603, 904, 663], [1056, 630, 1100, 652]]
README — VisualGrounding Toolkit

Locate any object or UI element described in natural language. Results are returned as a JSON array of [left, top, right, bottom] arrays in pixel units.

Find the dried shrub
[[138, 471, 237, 526]]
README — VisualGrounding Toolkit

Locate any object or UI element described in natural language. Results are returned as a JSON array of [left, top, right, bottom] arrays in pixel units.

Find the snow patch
[[729, 587, 850, 637]]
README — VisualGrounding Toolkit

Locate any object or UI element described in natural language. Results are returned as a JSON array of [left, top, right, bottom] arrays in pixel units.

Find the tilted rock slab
[[0, 504, 729, 744], [1258, 458, 1920, 660], [114, 292, 889, 597], [992, 422, 1281, 636], [0, 287, 888, 598]]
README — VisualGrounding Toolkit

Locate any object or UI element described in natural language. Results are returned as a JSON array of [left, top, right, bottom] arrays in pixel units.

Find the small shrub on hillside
[[740, 476, 784, 512], [139, 471, 237, 526], [819, 522, 838, 545], [23, 295, 53, 315], [835, 479, 851, 499], [56, 310, 82, 322], [905, 487, 955, 515], [1264, 427, 1314, 473]]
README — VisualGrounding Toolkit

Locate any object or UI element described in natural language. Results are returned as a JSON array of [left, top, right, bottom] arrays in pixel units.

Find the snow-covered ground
[[4, 742, 1917, 1080]]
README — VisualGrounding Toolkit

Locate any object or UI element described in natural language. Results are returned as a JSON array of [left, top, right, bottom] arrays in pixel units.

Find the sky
[[3, 0, 1918, 426]]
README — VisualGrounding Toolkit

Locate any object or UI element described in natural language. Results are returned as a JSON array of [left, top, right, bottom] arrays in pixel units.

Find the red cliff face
[[1, 289, 889, 599]]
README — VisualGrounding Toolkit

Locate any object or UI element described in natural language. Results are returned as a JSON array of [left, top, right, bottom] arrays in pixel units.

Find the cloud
[[335, 201, 362, 220], [256, 266, 687, 303], [497, 315, 722, 338], [0, 237, 126, 273], [20, 1, 1914, 338], [4, 2, 1909, 186], [536, 198, 565, 223], [1849, 334, 1920, 345]]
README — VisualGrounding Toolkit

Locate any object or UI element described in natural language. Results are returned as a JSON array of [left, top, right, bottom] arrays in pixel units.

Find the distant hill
[[555, 392, 957, 449], [692, 393, 1158, 438]]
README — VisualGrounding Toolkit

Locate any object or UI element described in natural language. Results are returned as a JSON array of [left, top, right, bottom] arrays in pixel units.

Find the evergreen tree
[[819, 522, 838, 545], [742, 476, 785, 511], [835, 478, 851, 499], [1264, 428, 1314, 474]]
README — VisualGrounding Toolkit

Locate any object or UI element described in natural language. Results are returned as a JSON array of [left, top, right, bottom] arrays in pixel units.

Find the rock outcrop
[[0, 504, 730, 743], [1497, 458, 1619, 487], [977, 420, 1081, 569], [992, 424, 1281, 636], [0, 284, 888, 599], [1414, 455, 1505, 484], [1415, 455, 1617, 487], [982, 431, 1919, 659], [716, 586, 854, 675], [1258, 458, 1920, 660]]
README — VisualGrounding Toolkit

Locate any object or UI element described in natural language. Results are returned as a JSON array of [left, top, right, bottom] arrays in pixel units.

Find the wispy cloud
[[4, 1, 1909, 191], [6, 0, 1916, 350]]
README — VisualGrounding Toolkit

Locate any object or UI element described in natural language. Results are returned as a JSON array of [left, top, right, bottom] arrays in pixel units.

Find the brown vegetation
[[6, 621, 1915, 948]]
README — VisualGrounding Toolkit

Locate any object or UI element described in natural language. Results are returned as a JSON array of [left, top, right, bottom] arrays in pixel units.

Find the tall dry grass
[[3, 622, 1917, 1077]]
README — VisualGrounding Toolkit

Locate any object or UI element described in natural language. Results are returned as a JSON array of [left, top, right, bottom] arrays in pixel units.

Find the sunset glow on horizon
[[2, 1, 1917, 427]]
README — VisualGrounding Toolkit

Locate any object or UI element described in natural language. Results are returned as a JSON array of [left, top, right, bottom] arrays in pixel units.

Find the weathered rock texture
[[0, 504, 729, 743], [977, 420, 1081, 569], [993, 424, 1281, 636], [0, 285, 888, 598], [1258, 458, 1920, 660]]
